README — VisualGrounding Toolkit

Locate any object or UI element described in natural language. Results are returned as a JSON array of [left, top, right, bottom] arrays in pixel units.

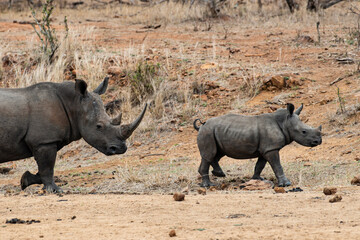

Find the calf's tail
[[193, 119, 205, 131]]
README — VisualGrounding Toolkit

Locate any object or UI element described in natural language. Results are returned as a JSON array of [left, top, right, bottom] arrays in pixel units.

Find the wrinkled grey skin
[[0, 78, 147, 192], [194, 104, 322, 187]]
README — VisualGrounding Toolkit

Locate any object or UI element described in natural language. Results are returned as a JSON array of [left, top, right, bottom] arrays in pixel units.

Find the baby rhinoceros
[[194, 103, 322, 187]]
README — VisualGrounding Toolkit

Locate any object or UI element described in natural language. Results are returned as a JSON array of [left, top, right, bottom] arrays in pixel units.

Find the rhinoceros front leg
[[32, 143, 62, 193], [251, 156, 267, 180], [263, 150, 291, 187], [198, 159, 216, 187]]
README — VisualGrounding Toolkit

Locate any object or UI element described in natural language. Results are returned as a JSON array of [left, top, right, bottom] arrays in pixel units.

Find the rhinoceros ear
[[318, 125, 322, 131], [93, 77, 109, 95], [75, 79, 88, 97], [287, 103, 295, 116]]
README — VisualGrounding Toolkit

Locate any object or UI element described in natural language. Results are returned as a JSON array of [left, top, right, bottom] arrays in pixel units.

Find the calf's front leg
[[263, 150, 291, 187]]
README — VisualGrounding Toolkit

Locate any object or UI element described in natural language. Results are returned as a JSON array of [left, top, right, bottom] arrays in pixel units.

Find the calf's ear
[[287, 103, 295, 115], [75, 79, 88, 97], [93, 77, 109, 95]]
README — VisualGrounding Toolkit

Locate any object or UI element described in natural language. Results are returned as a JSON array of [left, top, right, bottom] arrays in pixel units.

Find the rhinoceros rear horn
[[294, 104, 303, 115], [119, 103, 148, 139], [111, 113, 122, 126], [93, 77, 109, 95], [287, 103, 295, 115]]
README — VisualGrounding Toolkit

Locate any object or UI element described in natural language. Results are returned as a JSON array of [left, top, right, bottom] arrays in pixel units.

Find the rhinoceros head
[[285, 103, 322, 147], [74, 78, 147, 156]]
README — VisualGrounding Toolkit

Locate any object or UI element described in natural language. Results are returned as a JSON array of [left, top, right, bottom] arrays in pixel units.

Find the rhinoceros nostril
[[109, 146, 117, 154]]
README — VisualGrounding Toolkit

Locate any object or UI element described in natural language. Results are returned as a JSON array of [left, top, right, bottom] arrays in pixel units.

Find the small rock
[[132, 141, 142, 147], [173, 193, 185, 201], [240, 179, 274, 191], [89, 189, 96, 194], [177, 176, 188, 183], [351, 176, 360, 186], [329, 195, 342, 203], [323, 187, 337, 195], [0, 167, 12, 174], [303, 162, 312, 167], [209, 186, 217, 191], [220, 183, 228, 190], [200, 95, 208, 101], [197, 188, 206, 195], [295, 35, 315, 44], [169, 229, 176, 237], [270, 76, 286, 89], [107, 66, 123, 76], [288, 187, 303, 192], [181, 186, 189, 194], [274, 187, 286, 193]]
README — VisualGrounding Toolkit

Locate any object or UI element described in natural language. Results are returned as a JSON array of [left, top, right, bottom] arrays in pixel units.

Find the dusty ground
[[1, 1, 360, 239], [1, 189, 360, 240]]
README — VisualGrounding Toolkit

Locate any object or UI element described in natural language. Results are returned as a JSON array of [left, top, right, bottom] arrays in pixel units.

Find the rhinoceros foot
[[43, 184, 63, 193], [278, 178, 291, 187], [200, 175, 216, 188], [251, 175, 264, 180], [212, 169, 226, 177]]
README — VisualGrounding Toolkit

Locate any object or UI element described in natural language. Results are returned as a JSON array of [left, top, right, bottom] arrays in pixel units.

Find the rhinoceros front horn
[[119, 103, 148, 139]]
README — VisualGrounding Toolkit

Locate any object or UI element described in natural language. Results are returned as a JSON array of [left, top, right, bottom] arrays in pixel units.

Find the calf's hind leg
[[251, 156, 267, 180]]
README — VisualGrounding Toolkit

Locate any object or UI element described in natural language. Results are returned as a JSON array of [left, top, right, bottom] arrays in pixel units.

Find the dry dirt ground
[[1, 1, 360, 239]]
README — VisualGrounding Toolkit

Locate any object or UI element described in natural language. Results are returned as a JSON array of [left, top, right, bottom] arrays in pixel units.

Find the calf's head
[[75, 78, 147, 155], [285, 103, 322, 147]]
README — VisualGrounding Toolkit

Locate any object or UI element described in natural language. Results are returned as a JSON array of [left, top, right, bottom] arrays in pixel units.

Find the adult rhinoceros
[[194, 103, 322, 187], [0, 77, 147, 192]]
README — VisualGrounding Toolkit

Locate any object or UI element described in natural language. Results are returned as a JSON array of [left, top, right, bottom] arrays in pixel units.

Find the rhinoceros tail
[[193, 119, 205, 131]]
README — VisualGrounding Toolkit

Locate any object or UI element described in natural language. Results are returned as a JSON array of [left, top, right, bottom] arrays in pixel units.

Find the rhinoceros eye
[[302, 130, 307, 135]]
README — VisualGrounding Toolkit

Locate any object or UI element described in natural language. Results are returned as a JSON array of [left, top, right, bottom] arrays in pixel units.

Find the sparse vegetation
[[30, 0, 68, 62]]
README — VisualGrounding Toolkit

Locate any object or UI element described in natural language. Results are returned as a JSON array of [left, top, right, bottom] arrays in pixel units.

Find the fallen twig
[[139, 153, 165, 159]]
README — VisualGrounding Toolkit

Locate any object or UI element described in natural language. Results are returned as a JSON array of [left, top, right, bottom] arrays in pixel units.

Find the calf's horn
[[294, 104, 303, 115]]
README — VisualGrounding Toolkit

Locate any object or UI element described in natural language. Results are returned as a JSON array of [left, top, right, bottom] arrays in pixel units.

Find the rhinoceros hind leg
[[211, 169, 226, 177], [20, 171, 42, 190], [211, 154, 226, 177], [251, 156, 267, 180], [33, 144, 62, 193], [198, 159, 216, 187]]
